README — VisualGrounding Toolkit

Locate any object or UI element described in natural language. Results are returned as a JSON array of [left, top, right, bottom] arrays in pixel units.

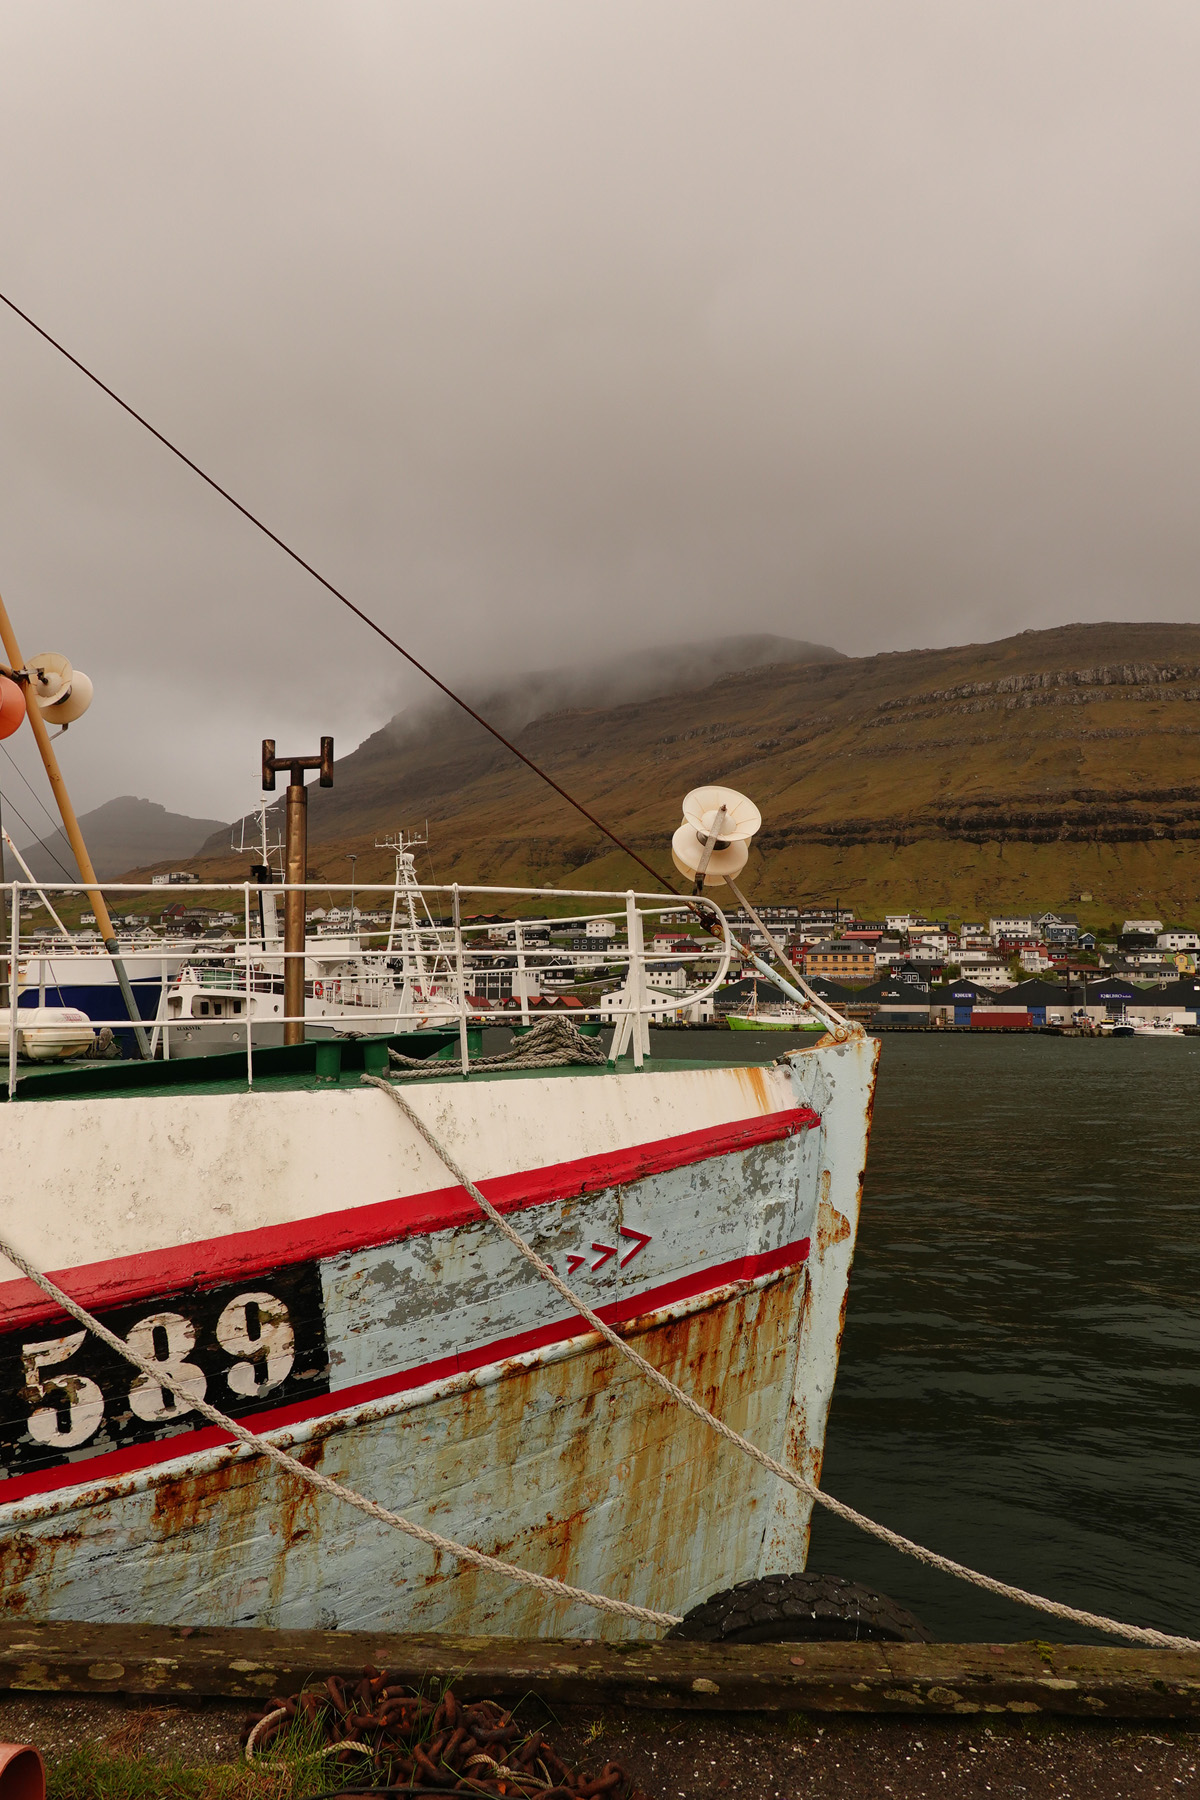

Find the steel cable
[[0, 290, 677, 900]]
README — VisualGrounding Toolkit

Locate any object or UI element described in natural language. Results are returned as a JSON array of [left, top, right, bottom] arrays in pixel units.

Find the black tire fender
[[666, 1573, 931, 1644]]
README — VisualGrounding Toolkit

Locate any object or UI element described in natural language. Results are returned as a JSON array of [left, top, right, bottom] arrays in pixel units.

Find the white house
[[1158, 929, 1200, 951], [970, 962, 1013, 990], [909, 929, 950, 956], [1123, 918, 1163, 936], [585, 918, 618, 939], [598, 977, 712, 1024], [885, 913, 917, 932], [907, 941, 946, 964], [1020, 947, 1053, 973], [989, 916, 1035, 939]]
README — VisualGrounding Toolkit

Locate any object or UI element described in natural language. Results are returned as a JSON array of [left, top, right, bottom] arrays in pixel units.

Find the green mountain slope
[[153, 622, 1200, 926]]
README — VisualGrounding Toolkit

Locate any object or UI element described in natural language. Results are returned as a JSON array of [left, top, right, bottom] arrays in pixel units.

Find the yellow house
[[805, 940, 876, 984]]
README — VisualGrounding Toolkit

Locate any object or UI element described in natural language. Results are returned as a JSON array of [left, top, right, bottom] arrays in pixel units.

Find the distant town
[[17, 881, 1198, 1030], [721, 903, 1197, 986], [707, 905, 1200, 1030]]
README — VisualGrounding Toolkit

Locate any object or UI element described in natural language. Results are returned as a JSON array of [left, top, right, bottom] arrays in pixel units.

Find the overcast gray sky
[[3, 1, 1200, 822]]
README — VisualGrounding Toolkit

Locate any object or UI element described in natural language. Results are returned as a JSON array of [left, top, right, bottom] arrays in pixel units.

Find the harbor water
[[646, 1027, 1200, 1644]]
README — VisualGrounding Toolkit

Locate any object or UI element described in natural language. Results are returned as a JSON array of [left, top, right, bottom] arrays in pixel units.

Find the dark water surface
[[643, 1028, 1200, 1640], [505, 1025, 1200, 1640], [808, 1032, 1200, 1643]]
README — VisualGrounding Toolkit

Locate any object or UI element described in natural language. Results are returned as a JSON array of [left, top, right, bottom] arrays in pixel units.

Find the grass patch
[[47, 1716, 370, 1800]]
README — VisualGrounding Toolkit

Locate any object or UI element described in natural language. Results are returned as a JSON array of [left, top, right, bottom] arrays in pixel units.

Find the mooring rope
[[363, 1075, 1200, 1653], [0, 1238, 680, 1629]]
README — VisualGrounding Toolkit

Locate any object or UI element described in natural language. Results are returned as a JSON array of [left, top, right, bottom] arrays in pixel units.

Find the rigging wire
[[0, 742, 77, 875], [0, 290, 678, 899], [0, 780, 76, 884]]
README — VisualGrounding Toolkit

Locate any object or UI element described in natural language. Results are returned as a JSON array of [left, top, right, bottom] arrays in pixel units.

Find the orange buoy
[[0, 677, 26, 740]]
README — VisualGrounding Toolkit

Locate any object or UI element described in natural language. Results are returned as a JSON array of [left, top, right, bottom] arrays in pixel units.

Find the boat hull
[[0, 1037, 878, 1635]]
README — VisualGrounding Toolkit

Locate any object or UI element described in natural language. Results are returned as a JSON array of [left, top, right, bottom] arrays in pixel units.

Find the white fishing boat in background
[[162, 827, 469, 1056]]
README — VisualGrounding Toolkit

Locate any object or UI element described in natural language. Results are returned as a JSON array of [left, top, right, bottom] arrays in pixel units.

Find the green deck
[[0, 1029, 463, 1102], [1, 1031, 771, 1101]]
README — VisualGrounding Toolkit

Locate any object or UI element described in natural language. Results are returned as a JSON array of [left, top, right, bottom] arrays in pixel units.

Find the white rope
[[364, 1075, 1200, 1654], [0, 1237, 680, 1629], [244, 1707, 288, 1760], [244, 1705, 374, 1766]]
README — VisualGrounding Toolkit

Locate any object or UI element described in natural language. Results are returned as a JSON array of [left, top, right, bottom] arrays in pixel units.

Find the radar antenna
[[232, 794, 285, 871], [375, 826, 457, 1020]]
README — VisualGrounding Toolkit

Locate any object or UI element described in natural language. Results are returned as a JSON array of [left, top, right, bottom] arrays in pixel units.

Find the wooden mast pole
[[0, 590, 150, 1057]]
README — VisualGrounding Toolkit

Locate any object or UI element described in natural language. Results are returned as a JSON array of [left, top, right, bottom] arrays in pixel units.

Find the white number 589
[[20, 1331, 104, 1448]]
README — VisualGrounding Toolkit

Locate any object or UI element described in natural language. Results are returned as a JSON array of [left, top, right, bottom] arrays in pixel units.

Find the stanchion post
[[452, 884, 470, 1077], [243, 881, 254, 1085], [7, 882, 18, 1096]]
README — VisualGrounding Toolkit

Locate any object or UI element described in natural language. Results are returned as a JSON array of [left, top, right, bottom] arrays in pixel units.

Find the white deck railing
[[0, 879, 737, 1090]]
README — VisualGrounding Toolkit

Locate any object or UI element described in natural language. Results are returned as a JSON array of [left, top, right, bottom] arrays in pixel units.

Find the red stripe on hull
[[0, 1237, 809, 1505], [0, 1106, 817, 1331]]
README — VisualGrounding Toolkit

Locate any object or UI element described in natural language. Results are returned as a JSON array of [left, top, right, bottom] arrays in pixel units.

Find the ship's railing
[[0, 878, 744, 1086]]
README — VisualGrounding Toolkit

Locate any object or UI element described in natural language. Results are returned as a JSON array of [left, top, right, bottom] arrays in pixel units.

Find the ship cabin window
[[199, 1001, 209, 1015], [233, 1000, 242, 1013]]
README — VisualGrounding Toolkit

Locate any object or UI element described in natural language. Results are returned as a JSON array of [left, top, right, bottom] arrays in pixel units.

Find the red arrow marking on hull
[[618, 1226, 652, 1267], [565, 1253, 588, 1275], [590, 1242, 618, 1272]]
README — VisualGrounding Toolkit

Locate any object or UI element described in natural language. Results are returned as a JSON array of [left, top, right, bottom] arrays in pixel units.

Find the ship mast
[[0, 590, 150, 1056]]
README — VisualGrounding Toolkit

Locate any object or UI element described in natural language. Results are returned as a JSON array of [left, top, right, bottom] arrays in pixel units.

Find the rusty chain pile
[[243, 1668, 650, 1799]]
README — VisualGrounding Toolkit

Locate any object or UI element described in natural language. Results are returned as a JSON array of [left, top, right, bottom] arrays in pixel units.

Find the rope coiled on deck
[[363, 1074, 1200, 1654], [388, 1014, 607, 1077]]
